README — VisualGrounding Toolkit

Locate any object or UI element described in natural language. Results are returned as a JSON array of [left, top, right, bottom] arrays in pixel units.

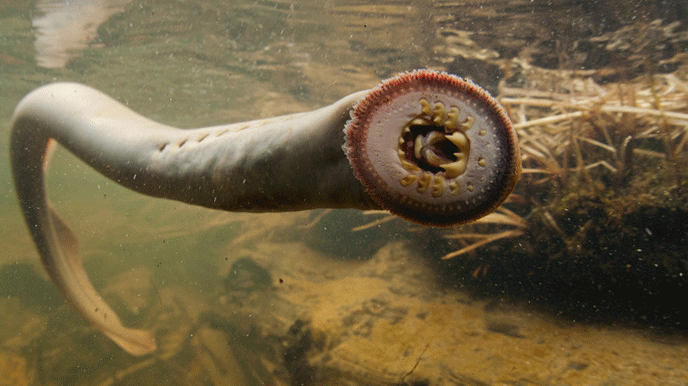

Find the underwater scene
[[1, 0, 688, 384]]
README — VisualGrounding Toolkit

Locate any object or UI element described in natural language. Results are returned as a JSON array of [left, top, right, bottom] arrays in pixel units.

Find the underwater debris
[[440, 205, 527, 260]]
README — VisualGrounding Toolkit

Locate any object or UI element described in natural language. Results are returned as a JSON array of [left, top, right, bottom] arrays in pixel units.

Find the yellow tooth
[[467, 182, 474, 192], [400, 174, 418, 187], [445, 107, 460, 129], [420, 99, 432, 115], [410, 118, 426, 126], [479, 129, 486, 136], [432, 175, 445, 197], [447, 132, 469, 149], [416, 173, 432, 193], [403, 126, 411, 134], [449, 181, 460, 195], [440, 160, 467, 178], [433, 102, 446, 125], [461, 116, 475, 131], [414, 136, 423, 159], [478, 157, 487, 167], [401, 160, 420, 172]]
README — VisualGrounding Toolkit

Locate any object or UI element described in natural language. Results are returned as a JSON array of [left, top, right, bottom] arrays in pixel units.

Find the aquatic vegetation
[[501, 66, 688, 196], [440, 205, 527, 260]]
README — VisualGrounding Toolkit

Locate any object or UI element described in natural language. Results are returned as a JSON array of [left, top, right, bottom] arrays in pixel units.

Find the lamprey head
[[345, 70, 521, 227]]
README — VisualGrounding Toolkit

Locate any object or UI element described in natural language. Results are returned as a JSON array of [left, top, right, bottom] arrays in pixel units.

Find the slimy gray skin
[[10, 83, 375, 356], [13, 83, 376, 212], [10, 71, 521, 356]]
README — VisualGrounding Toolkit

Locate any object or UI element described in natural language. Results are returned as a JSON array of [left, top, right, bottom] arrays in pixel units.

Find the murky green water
[[2, 0, 688, 385]]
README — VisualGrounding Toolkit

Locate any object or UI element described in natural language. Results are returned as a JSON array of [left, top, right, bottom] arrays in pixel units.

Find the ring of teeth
[[397, 99, 482, 197]]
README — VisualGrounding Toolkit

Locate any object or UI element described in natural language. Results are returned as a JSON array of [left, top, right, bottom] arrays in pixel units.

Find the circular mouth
[[344, 69, 521, 227]]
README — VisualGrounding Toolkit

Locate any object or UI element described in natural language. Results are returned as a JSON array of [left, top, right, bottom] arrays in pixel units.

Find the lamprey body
[[10, 70, 520, 355]]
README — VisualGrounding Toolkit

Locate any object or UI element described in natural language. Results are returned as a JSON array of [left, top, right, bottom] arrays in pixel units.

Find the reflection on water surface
[[1, 0, 688, 385], [33, 0, 132, 69]]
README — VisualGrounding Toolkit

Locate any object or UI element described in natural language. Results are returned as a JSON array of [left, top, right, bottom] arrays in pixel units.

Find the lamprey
[[10, 70, 520, 355]]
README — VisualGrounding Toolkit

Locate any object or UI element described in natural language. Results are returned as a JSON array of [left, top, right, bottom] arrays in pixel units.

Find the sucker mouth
[[345, 69, 521, 227]]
